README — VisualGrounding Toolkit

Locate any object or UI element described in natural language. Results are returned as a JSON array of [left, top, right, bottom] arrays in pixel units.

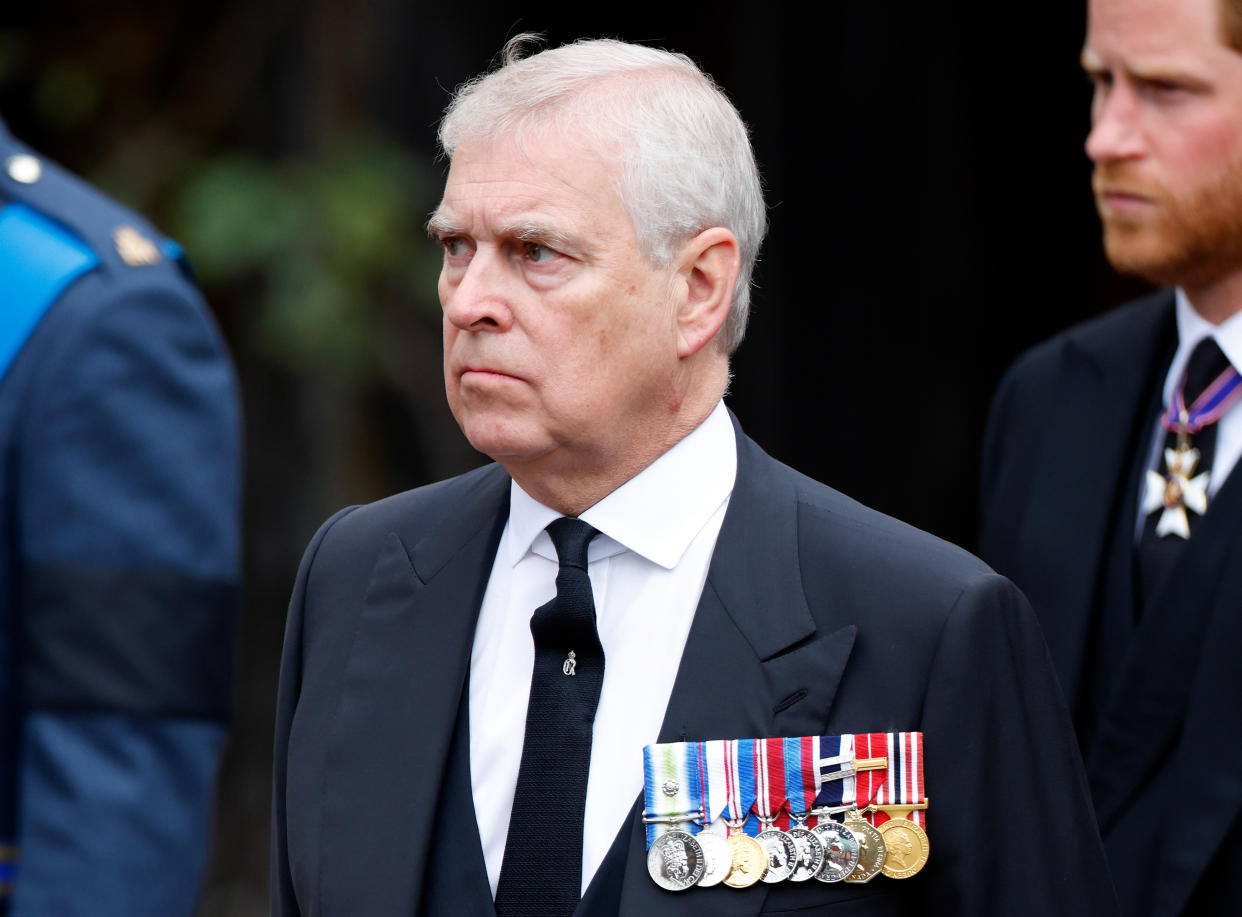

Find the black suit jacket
[[981, 291, 1242, 917], [273, 416, 1116, 916]]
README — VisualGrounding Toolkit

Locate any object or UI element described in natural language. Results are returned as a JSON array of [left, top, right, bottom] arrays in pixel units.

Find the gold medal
[[877, 816, 930, 879], [722, 832, 766, 888], [842, 809, 887, 884]]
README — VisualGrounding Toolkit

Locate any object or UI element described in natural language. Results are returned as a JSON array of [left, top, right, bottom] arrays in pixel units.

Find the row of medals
[[646, 805, 929, 892]]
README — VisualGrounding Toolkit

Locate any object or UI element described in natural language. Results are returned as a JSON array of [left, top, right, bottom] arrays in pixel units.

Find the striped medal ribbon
[[842, 732, 892, 884], [642, 742, 700, 845], [693, 741, 734, 887], [754, 738, 789, 829], [642, 742, 706, 890], [782, 735, 819, 823], [812, 733, 856, 813], [1161, 361, 1242, 436], [719, 739, 765, 888], [868, 732, 930, 880], [808, 734, 862, 883], [754, 738, 797, 882], [782, 736, 827, 882], [874, 732, 926, 829], [866, 732, 927, 827], [853, 732, 890, 823], [726, 738, 759, 835], [699, 740, 729, 832]]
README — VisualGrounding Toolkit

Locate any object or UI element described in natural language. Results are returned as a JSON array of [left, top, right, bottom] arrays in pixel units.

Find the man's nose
[[1085, 84, 1145, 163], [442, 248, 515, 333]]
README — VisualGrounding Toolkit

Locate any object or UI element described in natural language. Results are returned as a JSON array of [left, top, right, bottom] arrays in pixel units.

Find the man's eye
[[441, 237, 469, 257], [1085, 70, 1112, 92], [526, 243, 557, 263], [1147, 80, 1185, 96]]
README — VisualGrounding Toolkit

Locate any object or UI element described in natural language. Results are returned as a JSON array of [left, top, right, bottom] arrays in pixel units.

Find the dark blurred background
[[1, 2, 1152, 913]]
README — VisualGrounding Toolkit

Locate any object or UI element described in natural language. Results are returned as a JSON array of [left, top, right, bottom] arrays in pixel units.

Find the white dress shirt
[[469, 401, 737, 896], [1136, 289, 1242, 532]]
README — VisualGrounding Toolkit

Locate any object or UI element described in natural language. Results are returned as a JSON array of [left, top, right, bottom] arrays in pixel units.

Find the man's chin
[[1103, 228, 1241, 290], [461, 426, 554, 466], [1102, 225, 1193, 287]]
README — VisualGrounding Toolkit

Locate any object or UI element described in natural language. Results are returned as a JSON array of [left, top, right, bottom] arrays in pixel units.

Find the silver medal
[[812, 820, 860, 883], [786, 825, 826, 882], [646, 830, 705, 891], [693, 831, 732, 888], [755, 828, 798, 883]]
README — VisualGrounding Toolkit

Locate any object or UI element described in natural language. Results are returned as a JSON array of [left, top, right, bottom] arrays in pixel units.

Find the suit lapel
[[1016, 297, 1174, 709], [615, 423, 857, 917], [317, 469, 509, 916]]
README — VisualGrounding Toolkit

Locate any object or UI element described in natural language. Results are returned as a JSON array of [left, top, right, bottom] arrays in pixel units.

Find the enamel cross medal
[[1142, 348, 1242, 538], [1142, 409, 1210, 539]]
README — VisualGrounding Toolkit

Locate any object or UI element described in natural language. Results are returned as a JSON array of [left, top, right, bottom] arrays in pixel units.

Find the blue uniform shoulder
[[0, 127, 189, 284]]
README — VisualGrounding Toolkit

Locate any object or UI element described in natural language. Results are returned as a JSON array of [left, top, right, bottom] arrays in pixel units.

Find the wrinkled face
[[431, 133, 683, 479], [1084, 0, 1242, 288]]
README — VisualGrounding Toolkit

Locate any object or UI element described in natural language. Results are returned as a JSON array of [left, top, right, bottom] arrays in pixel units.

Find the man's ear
[[674, 227, 740, 359]]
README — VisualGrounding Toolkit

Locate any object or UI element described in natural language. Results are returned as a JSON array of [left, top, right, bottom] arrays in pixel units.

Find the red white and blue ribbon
[[698, 740, 729, 835], [853, 732, 890, 826], [754, 738, 789, 830], [812, 733, 856, 819], [889, 732, 926, 829], [724, 738, 759, 836], [1161, 361, 1242, 435], [864, 732, 926, 828], [643, 732, 925, 842]]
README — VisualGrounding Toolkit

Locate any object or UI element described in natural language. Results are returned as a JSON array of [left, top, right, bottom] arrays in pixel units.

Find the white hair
[[438, 36, 767, 354]]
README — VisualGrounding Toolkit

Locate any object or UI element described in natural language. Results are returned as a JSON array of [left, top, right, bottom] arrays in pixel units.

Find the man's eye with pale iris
[[441, 237, 469, 257], [526, 242, 557, 263]]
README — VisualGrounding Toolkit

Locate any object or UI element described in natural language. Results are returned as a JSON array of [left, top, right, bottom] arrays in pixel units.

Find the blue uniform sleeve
[[9, 270, 241, 917]]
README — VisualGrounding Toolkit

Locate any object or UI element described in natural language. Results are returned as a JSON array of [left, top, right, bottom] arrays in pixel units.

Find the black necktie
[[1136, 337, 1233, 614], [495, 517, 603, 917]]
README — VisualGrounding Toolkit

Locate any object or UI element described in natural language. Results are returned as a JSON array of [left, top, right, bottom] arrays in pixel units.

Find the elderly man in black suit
[[981, 1, 1242, 915], [273, 36, 1116, 917]]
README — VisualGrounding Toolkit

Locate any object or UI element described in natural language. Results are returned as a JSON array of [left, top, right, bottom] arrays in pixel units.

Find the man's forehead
[[432, 133, 629, 236], [1085, 0, 1226, 63]]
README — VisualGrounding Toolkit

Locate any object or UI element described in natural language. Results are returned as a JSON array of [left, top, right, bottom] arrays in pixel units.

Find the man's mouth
[[1095, 186, 1160, 216]]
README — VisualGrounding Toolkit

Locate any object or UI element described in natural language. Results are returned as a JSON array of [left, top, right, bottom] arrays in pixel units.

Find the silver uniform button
[[6, 154, 42, 184]]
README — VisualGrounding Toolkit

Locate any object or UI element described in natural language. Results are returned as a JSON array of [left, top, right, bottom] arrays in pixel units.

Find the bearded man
[[980, 0, 1242, 914]]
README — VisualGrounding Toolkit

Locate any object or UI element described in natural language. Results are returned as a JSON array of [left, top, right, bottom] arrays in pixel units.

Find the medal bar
[[866, 800, 930, 814], [641, 732, 929, 892], [643, 811, 705, 825]]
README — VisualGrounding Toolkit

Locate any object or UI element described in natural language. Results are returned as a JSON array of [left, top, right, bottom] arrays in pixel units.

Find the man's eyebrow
[[503, 221, 578, 253], [426, 212, 461, 238], [1080, 47, 1210, 86]]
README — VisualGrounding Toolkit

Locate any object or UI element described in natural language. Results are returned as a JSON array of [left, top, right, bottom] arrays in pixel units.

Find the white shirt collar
[[1165, 289, 1242, 403], [505, 401, 737, 570]]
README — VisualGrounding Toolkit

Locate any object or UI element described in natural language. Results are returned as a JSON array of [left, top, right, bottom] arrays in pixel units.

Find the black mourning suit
[[981, 290, 1242, 917], [273, 415, 1117, 916]]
